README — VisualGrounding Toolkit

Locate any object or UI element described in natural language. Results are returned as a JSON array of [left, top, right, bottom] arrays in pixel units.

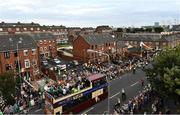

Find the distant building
[[118, 33, 180, 50], [0, 22, 68, 44], [95, 25, 113, 33], [154, 22, 160, 27], [80, 27, 94, 34], [73, 33, 117, 63], [171, 25, 180, 31], [0, 22, 41, 34]]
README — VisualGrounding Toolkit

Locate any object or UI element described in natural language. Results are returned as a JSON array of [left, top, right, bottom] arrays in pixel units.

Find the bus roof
[[87, 73, 104, 81]]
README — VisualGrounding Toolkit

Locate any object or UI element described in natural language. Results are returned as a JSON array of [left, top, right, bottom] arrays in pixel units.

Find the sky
[[0, 0, 180, 27]]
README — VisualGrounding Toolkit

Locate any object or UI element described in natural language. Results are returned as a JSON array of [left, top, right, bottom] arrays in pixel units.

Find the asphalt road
[[82, 67, 148, 114], [28, 66, 149, 114]]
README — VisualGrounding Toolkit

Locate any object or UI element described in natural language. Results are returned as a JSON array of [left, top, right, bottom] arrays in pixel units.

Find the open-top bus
[[44, 73, 108, 114]]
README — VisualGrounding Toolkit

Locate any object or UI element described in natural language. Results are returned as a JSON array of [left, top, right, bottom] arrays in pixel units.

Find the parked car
[[57, 64, 66, 70], [54, 58, 61, 64], [42, 60, 48, 66]]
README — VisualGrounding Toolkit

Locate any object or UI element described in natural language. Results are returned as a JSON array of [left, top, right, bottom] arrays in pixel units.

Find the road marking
[[82, 107, 94, 114], [110, 92, 120, 99], [130, 81, 139, 87], [35, 108, 42, 112]]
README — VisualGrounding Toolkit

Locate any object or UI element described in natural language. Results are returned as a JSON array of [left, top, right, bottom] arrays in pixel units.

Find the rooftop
[[0, 34, 37, 52], [30, 32, 56, 41], [80, 33, 116, 45]]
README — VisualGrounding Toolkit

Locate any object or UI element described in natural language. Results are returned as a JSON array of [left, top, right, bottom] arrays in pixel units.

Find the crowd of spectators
[[2, 80, 41, 114], [113, 84, 169, 114]]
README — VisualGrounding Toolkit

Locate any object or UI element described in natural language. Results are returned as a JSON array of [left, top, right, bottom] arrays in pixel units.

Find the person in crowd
[[121, 88, 126, 100], [141, 79, 144, 87], [133, 67, 136, 74]]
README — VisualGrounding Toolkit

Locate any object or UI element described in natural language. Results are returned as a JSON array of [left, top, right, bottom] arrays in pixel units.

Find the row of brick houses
[[119, 32, 180, 50], [73, 32, 180, 64], [0, 33, 57, 79], [0, 22, 68, 44], [73, 33, 117, 63]]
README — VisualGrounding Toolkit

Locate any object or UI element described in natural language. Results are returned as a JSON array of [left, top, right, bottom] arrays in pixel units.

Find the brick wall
[[0, 48, 39, 77]]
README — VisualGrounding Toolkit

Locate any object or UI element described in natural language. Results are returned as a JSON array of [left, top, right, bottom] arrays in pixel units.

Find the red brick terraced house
[[119, 33, 180, 50], [0, 34, 39, 79], [73, 33, 117, 63], [30, 32, 57, 59]]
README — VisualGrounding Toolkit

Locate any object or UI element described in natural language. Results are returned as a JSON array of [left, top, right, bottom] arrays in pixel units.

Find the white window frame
[[24, 28, 27, 31], [32, 49, 36, 55], [16, 28, 20, 31], [24, 59, 30, 68], [23, 50, 28, 56]]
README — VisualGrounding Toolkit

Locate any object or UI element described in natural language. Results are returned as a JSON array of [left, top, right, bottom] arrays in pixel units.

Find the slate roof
[[80, 33, 116, 45], [0, 22, 40, 28], [30, 32, 56, 41], [117, 41, 127, 48], [120, 33, 162, 42], [119, 33, 180, 42], [0, 34, 37, 52]]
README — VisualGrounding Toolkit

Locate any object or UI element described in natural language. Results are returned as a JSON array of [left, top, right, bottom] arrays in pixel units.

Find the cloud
[[0, 0, 180, 27]]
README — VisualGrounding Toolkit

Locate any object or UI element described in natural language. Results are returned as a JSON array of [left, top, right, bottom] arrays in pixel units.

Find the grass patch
[[57, 43, 72, 48]]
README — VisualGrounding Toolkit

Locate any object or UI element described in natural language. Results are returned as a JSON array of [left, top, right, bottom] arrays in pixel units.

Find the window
[[0, 28, 2, 31], [91, 45, 94, 49], [37, 28, 40, 31], [49, 45, 52, 50], [95, 45, 97, 49], [24, 59, 30, 68], [44, 47, 47, 51], [24, 28, 27, 31], [32, 49, 36, 55], [163, 42, 166, 46], [32, 59, 37, 65], [14, 50, 18, 57], [30, 28, 33, 31], [16, 28, 20, 31], [23, 50, 28, 56], [4, 51, 10, 58], [8, 28, 12, 31], [5, 64, 11, 71], [40, 47, 43, 52], [106, 43, 108, 47], [156, 42, 159, 45]]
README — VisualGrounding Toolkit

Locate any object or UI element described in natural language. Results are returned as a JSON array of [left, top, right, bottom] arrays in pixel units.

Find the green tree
[[154, 27, 164, 33], [117, 28, 123, 32], [145, 28, 152, 32], [145, 46, 180, 100], [125, 28, 131, 33], [0, 72, 16, 105]]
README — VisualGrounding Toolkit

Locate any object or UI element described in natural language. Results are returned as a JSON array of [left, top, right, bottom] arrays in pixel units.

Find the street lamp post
[[16, 41, 22, 88], [87, 49, 110, 114]]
